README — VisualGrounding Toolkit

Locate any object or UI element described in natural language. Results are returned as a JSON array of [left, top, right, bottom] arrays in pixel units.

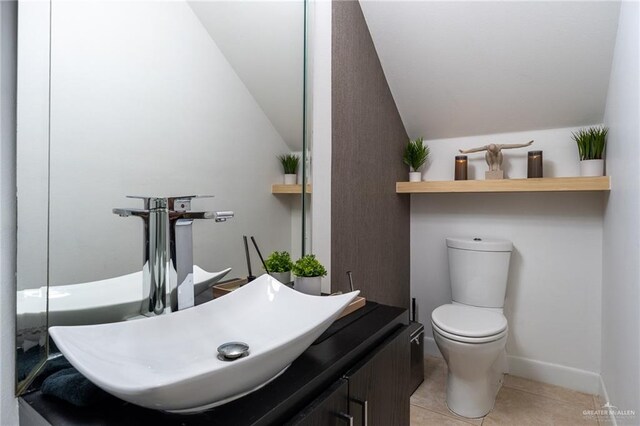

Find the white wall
[[601, 0, 640, 419], [412, 126, 604, 393], [0, 0, 18, 423], [19, 1, 296, 289]]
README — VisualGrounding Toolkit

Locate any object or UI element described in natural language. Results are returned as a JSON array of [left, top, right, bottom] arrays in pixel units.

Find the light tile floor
[[411, 356, 606, 425]]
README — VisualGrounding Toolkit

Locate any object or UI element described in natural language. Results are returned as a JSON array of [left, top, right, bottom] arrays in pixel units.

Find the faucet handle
[[169, 210, 234, 221], [213, 211, 234, 222], [112, 208, 149, 218]]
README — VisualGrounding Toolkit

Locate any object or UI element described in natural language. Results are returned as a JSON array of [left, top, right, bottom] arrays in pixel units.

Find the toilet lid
[[431, 304, 507, 338]]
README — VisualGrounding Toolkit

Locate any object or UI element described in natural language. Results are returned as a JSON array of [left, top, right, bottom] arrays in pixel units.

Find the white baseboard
[[507, 355, 601, 395], [423, 338, 600, 395]]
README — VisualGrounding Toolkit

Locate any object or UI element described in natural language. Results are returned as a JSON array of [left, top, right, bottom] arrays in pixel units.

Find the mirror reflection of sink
[[49, 275, 359, 413], [17, 266, 231, 332]]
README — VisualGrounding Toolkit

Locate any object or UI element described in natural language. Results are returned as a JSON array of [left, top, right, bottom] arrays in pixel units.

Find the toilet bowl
[[432, 303, 508, 418]]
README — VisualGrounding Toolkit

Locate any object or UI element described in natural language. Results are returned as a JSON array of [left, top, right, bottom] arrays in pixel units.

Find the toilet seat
[[432, 321, 507, 344], [431, 304, 508, 344]]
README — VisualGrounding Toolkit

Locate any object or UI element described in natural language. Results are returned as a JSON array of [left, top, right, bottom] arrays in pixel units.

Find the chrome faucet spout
[[113, 195, 233, 316]]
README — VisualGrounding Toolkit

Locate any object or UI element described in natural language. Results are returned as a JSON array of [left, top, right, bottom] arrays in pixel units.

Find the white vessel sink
[[17, 266, 231, 334], [49, 274, 359, 412]]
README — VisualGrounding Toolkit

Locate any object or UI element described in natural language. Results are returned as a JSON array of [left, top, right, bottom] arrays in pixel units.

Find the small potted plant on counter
[[265, 251, 293, 284], [403, 137, 429, 182], [292, 254, 327, 296], [572, 126, 608, 176], [279, 154, 300, 184]]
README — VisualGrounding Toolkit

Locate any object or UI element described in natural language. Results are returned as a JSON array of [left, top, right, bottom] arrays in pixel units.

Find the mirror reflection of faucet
[[113, 195, 234, 316]]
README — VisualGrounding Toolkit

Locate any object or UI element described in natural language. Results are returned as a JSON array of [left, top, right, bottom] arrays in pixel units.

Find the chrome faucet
[[113, 195, 233, 316]]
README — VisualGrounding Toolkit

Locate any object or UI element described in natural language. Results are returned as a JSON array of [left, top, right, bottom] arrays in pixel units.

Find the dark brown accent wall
[[331, 0, 410, 309]]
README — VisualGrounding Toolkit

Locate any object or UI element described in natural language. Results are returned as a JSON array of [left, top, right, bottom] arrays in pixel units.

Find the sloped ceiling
[[188, 1, 304, 150], [359, 1, 621, 140]]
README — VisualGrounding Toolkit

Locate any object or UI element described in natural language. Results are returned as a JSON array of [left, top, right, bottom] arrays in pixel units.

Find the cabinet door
[[287, 379, 352, 426], [345, 326, 410, 426]]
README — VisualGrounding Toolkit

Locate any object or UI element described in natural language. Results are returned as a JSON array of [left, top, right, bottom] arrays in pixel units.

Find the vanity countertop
[[20, 302, 408, 426]]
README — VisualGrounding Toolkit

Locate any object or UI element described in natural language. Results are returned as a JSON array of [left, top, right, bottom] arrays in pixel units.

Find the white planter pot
[[294, 276, 322, 296], [580, 159, 604, 177], [409, 171, 422, 182], [269, 271, 291, 284], [284, 174, 297, 185]]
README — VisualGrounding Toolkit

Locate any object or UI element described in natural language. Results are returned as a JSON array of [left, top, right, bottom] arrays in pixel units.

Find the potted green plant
[[292, 254, 327, 296], [403, 137, 429, 182], [572, 126, 608, 176], [264, 251, 293, 284], [279, 154, 300, 184]]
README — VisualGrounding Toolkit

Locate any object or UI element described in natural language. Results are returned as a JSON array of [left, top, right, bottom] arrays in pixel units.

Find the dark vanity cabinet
[[345, 326, 411, 425], [287, 380, 350, 426], [290, 325, 411, 426]]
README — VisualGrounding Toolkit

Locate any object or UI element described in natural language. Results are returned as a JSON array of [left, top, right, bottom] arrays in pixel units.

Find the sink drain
[[217, 342, 249, 361]]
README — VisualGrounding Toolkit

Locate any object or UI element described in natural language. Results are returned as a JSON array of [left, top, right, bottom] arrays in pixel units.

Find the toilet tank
[[447, 237, 513, 308]]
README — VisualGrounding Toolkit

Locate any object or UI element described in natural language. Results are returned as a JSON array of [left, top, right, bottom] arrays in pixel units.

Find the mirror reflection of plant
[[264, 251, 293, 273], [572, 126, 608, 160], [292, 254, 327, 278], [278, 154, 300, 174], [403, 137, 430, 171]]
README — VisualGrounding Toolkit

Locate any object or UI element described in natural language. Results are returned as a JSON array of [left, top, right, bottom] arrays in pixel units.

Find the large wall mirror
[[16, 0, 307, 393]]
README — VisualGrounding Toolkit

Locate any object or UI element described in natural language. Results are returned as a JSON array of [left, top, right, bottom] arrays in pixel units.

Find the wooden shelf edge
[[396, 176, 611, 194], [271, 184, 312, 194]]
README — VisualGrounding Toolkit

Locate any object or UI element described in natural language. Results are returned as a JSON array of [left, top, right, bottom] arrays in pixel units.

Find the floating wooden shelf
[[396, 176, 611, 194], [271, 184, 312, 194]]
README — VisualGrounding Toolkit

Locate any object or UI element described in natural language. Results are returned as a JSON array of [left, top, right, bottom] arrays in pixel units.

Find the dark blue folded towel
[[17, 347, 72, 385], [17, 346, 46, 381], [41, 367, 107, 407]]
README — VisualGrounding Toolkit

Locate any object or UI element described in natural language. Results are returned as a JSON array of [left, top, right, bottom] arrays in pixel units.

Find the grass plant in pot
[[279, 154, 300, 185], [264, 251, 293, 284], [403, 137, 429, 182], [292, 254, 327, 296], [572, 126, 608, 177]]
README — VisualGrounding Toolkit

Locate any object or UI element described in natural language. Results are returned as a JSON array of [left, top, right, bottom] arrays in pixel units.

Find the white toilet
[[431, 237, 513, 418]]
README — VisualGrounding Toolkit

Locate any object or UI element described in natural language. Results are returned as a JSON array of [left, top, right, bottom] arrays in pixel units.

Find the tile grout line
[[410, 402, 484, 426], [500, 382, 597, 411]]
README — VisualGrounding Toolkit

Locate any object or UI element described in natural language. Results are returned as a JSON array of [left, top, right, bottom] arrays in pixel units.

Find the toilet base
[[445, 360, 504, 418], [434, 331, 508, 418]]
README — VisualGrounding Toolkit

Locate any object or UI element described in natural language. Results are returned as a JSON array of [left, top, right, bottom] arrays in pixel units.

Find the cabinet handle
[[337, 412, 354, 426], [350, 398, 368, 426]]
